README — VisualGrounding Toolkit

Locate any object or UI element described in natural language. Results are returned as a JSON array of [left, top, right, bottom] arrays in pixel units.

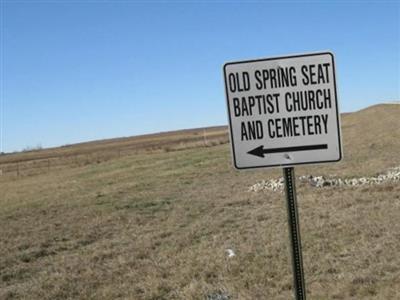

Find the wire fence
[[0, 134, 229, 179]]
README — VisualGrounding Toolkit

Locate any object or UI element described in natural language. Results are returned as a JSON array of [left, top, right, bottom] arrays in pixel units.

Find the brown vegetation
[[0, 104, 399, 299], [0, 126, 228, 178]]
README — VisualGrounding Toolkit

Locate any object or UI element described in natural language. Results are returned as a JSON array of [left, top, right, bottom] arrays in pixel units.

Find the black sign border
[[223, 52, 343, 170]]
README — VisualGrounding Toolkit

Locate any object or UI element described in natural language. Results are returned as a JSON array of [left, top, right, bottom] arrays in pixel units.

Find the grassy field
[[1, 104, 399, 299], [0, 126, 228, 178]]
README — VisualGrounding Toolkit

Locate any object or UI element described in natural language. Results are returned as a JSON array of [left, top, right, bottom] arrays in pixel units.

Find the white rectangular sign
[[223, 52, 342, 169]]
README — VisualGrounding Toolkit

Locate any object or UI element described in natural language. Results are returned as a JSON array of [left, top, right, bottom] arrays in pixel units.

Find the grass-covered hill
[[1, 104, 399, 299]]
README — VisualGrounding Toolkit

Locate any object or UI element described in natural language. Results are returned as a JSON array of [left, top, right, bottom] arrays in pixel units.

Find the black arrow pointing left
[[248, 144, 328, 158]]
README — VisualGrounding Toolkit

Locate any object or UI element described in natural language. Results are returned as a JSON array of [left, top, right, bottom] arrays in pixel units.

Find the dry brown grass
[[0, 127, 228, 178], [0, 104, 399, 299], [0, 126, 228, 164]]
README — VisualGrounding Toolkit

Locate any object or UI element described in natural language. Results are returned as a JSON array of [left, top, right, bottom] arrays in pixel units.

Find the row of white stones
[[249, 166, 400, 192]]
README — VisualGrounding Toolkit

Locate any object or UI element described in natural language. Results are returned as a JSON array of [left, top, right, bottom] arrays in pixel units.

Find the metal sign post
[[283, 167, 306, 300], [223, 51, 343, 300]]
